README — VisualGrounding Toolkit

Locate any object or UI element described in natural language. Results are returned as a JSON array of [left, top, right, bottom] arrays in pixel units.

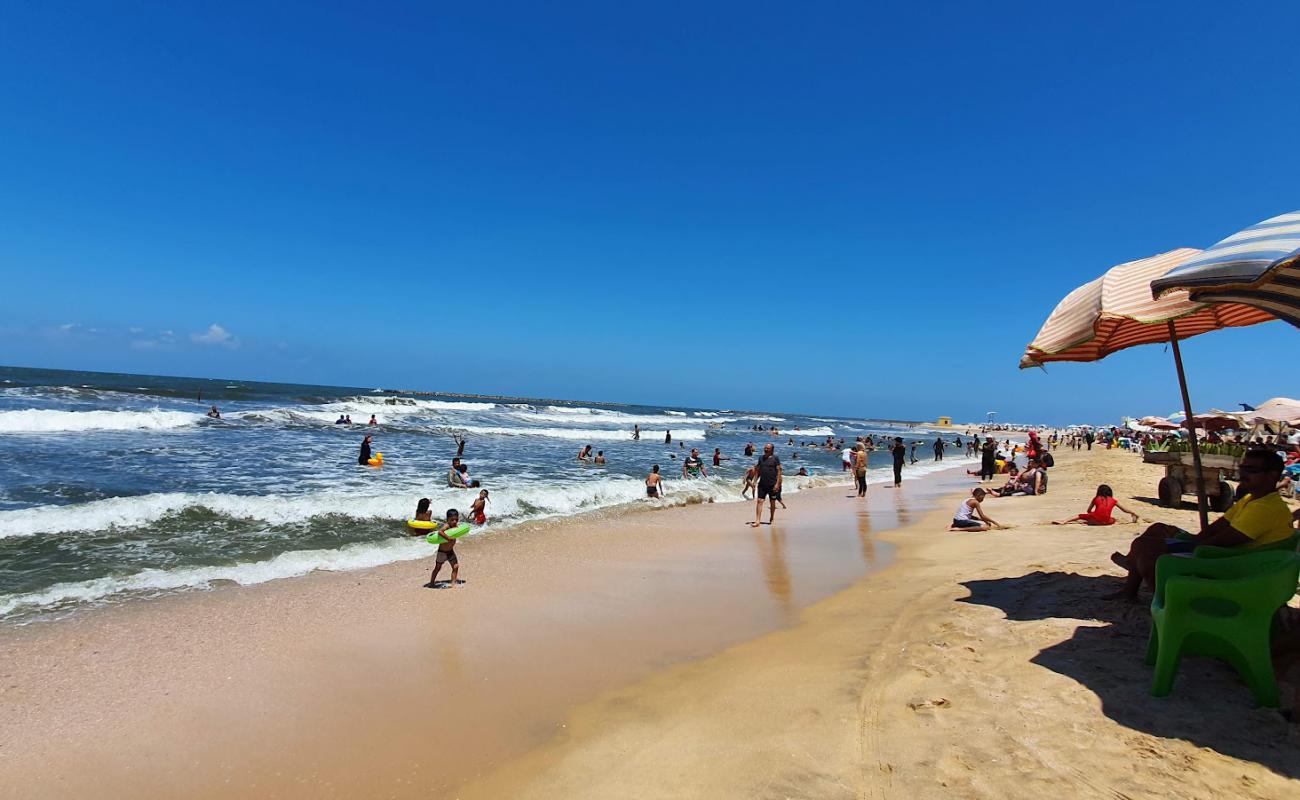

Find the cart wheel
[[1213, 482, 1234, 513], [1158, 477, 1183, 508]]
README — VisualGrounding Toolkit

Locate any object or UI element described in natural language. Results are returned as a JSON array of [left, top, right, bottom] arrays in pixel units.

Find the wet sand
[[7, 448, 1297, 799], [0, 464, 969, 798]]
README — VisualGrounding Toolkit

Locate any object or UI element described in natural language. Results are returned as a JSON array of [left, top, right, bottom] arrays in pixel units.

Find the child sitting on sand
[[1051, 484, 1138, 526], [949, 488, 1003, 532], [425, 508, 462, 588], [469, 489, 489, 525]]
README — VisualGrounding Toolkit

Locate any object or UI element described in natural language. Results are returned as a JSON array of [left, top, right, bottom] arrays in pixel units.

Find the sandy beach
[[2, 448, 1297, 799]]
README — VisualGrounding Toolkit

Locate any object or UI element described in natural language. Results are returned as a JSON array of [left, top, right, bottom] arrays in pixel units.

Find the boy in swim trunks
[[424, 508, 462, 588], [646, 465, 664, 498]]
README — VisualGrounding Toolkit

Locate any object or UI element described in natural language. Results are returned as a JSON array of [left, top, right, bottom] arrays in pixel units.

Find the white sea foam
[[0, 538, 432, 617], [456, 425, 708, 441], [780, 426, 835, 436], [0, 457, 980, 616], [663, 410, 687, 416], [0, 408, 202, 433]]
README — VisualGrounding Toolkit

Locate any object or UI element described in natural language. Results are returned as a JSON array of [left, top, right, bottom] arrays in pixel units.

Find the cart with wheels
[[1143, 450, 1239, 512]]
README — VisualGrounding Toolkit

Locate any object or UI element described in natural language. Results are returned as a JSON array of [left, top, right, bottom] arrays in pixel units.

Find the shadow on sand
[[959, 571, 1300, 780]]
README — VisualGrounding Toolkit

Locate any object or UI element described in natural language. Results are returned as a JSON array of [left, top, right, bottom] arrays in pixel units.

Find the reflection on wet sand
[[856, 511, 876, 568], [752, 530, 791, 609]]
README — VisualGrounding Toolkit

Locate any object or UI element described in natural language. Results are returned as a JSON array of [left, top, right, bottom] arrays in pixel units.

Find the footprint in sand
[[907, 697, 952, 713]]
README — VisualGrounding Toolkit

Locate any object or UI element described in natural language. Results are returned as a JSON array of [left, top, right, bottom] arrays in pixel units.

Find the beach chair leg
[[1144, 623, 1158, 667], [1150, 630, 1183, 698], [1236, 638, 1280, 708]]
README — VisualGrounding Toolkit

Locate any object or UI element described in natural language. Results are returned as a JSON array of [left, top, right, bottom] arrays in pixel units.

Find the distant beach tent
[[1138, 416, 1180, 431], [1151, 211, 1300, 328], [1021, 248, 1274, 528], [1241, 397, 1300, 426]]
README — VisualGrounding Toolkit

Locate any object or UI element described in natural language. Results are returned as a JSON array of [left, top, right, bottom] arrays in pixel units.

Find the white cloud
[[191, 323, 238, 348], [128, 326, 144, 334], [58, 323, 77, 332]]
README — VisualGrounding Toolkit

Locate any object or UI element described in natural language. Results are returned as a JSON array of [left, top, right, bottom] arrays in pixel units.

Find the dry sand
[[461, 447, 1300, 800], [2, 448, 1297, 799]]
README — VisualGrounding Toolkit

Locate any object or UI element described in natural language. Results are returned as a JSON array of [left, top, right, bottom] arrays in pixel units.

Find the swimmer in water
[[577, 444, 593, 462], [469, 489, 489, 525], [646, 465, 664, 498], [206, 405, 221, 419], [594, 450, 606, 465], [410, 497, 434, 534]]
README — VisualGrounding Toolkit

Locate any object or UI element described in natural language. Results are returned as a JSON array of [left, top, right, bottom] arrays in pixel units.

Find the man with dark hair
[[750, 443, 783, 527], [890, 437, 906, 487], [1107, 449, 1292, 600]]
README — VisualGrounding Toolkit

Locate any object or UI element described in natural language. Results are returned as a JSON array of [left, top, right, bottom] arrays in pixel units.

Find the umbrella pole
[[1166, 321, 1210, 530]]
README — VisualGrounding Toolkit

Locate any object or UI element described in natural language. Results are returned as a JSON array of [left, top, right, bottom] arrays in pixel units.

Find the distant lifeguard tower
[[936, 416, 952, 427]]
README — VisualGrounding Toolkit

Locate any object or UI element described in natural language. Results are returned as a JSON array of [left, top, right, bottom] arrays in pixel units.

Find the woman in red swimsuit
[[1051, 484, 1140, 526]]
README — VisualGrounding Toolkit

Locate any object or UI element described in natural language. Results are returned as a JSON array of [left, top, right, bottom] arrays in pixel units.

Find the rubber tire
[[1158, 477, 1183, 508], [1213, 481, 1234, 513]]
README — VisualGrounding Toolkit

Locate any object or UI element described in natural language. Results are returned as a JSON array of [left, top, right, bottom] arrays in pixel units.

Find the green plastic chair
[[1194, 531, 1300, 559], [1145, 549, 1300, 706]]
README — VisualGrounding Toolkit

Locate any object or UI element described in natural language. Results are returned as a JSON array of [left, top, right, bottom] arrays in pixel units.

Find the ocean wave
[[336, 396, 496, 412], [772, 426, 835, 437], [456, 425, 708, 441], [0, 538, 432, 617], [0, 408, 203, 433], [502, 406, 725, 427], [0, 458, 980, 616]]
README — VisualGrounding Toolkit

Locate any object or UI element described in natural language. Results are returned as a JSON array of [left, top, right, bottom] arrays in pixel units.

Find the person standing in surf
[[358, 435, 373, 466], [633, 424, 640, 441], [646, 465, 664, 498], [751, 443, 782, 527], [933, 436, 944, 461], [853, 443, 869, 497], [665, 430, 672, 444], [890, 437, 905, 487]]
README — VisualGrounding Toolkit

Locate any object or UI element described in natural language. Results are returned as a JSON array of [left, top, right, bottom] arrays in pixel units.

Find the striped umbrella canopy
[[1021, 248, 1274, 529], [1020, 248, 1273, 368], [1150, 210, 1300, 327]]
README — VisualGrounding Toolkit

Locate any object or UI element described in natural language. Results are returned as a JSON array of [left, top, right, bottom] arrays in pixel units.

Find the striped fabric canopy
[[1150, 210, 1300, 328], [1021, 249, 1274, 368]]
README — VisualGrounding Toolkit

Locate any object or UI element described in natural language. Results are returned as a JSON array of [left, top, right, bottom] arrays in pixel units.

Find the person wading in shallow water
[[890, 437, 906, 487], [750, 443, 782, 527]]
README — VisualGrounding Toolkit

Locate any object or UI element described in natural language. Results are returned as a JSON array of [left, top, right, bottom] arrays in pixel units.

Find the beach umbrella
[[1151, 211, 1300, 327], [1021, 249, 1275, 527], [1240, 397, 1300, 426], [1138, 416, 1180, 431]]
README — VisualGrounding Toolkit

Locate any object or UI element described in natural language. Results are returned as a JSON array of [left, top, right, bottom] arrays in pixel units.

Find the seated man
[[1107, 449, 1293, 600]]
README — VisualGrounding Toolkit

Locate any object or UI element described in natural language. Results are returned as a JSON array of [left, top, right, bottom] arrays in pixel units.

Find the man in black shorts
[[891, 437, 906, 487], [751, 442, 783, 527]]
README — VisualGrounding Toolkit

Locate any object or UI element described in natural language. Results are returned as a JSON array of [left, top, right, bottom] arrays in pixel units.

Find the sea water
[[0, 366, 977, 621]]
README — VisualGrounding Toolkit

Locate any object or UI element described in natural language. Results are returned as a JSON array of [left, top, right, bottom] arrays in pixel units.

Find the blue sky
[[1, 2, 1296, 423]]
